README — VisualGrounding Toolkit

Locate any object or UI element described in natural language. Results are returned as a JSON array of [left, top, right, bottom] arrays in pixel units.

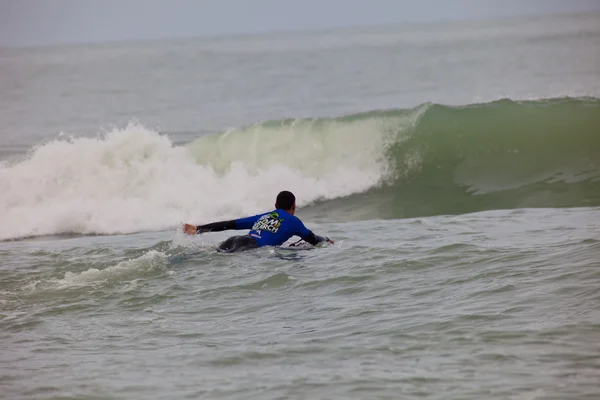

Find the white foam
[[50, 250, 168, 288], [0, 119, 402, 240]]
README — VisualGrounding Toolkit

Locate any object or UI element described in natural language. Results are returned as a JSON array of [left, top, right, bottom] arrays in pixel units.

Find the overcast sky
[[2, 0, 600, 47]]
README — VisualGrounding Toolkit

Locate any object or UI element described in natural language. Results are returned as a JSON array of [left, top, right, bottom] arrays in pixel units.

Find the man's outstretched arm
[[183, 214, 260, 235], [294, 217, 334, 246], [183, 220, 237, 235], [301, 230, 334, 246]]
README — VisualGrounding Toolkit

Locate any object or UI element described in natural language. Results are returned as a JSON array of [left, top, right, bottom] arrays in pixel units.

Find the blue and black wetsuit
[[195, 209, 329, 252]]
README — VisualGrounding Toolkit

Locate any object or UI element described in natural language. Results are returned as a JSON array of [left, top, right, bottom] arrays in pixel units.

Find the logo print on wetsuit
[[252, 212, 284, 235]]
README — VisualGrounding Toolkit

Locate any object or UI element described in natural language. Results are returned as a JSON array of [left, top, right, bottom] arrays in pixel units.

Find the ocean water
[[1, 13, 600, 399]]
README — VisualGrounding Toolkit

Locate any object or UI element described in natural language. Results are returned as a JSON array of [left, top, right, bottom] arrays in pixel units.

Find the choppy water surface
[[2, 208, 599, 399]]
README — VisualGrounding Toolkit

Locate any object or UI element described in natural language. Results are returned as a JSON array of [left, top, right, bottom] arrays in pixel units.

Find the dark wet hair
[[275, 191, 296, 210]]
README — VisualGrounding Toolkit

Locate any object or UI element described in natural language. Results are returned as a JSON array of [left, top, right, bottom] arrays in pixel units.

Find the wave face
[[347, 97, 600, 221], [1, 97, 599, 240]]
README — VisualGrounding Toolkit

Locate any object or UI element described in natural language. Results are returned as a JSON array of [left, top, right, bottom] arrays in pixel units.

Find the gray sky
[[2, 0, 600, 47]]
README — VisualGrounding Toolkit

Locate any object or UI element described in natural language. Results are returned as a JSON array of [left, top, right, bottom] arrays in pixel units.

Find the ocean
[[1, 12, 599, 399]]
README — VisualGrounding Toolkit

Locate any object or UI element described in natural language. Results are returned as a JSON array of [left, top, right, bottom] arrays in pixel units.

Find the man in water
[[183, 190, 334, 252]]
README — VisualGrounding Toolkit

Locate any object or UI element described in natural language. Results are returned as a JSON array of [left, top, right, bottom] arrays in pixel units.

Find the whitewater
[[0, 118, 390, 240], [1, 12, 600, 400]]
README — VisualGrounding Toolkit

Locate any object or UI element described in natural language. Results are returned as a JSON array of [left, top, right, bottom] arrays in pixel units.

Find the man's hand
[[183, 223, 197, 235], [327, 238, 335, 245]]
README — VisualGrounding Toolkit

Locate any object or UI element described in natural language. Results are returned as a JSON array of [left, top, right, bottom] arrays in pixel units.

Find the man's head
[[275, 190, 296, 215]]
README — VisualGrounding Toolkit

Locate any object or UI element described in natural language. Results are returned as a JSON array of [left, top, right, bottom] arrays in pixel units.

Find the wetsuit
[[195, 209, 329, 253]]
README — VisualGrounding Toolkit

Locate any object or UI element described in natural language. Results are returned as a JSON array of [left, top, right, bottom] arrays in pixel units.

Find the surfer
[[183, 191, 334, 252]]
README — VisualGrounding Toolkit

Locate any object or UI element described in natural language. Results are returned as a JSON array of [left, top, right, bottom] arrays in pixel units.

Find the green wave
[[324, 97, 600, 220], [192, 97, 600, 220]]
